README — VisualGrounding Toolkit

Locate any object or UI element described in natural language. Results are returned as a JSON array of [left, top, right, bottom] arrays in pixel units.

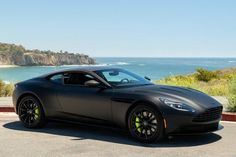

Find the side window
[[49, 74, 63, 84], [63, 72, 96, 86]]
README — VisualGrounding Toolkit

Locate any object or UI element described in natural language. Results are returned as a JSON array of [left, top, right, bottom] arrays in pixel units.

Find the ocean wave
[[95, 62, 130, 66], [59, 63, 110, 67], [138, 64, 146, 66], [20, 62, 129, 68], [228, 61, 236, 63], [115, 62, 130, 65]]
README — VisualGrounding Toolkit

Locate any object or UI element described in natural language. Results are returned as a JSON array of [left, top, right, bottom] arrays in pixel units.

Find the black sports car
[[13, 67, 223, 142]]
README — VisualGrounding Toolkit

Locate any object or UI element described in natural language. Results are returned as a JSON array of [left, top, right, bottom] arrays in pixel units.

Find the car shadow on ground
[[3, 121, 222, 147]]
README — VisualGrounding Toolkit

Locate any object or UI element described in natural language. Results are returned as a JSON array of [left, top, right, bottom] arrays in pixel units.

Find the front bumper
[[170, 121, 221, 135], [163, 106, 223, 134]]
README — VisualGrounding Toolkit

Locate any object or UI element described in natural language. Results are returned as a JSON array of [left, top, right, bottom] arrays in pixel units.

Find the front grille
[[193, 106, 223, 122]]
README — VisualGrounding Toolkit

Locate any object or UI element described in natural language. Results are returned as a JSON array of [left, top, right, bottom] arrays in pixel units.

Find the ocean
[[1, 58, 236, 83]]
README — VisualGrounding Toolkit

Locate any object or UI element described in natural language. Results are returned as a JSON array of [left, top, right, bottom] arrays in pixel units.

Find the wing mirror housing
[[85, 80, 107, 88], [144, 76, 151, 81]]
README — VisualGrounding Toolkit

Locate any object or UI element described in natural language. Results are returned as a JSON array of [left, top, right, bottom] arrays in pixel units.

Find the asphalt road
[[0, 113, 236, 157]]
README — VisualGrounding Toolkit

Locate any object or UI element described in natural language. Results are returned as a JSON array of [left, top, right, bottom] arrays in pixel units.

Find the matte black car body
[[13, 66, 223, 140]]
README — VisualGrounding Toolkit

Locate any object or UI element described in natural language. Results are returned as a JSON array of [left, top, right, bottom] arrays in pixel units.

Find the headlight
[[159, 98, 195, 112]]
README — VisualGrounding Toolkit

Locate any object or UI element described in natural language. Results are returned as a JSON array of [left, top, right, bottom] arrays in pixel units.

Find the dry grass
[[156, 74, 230, 96], [0, 80, 14, 97], [156, 67, 236, 112]]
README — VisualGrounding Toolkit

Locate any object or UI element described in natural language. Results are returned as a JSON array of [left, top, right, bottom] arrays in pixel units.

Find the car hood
[[129, 84, 222, 110]]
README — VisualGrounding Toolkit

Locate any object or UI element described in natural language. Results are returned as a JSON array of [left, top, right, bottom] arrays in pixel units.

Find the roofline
[[37, 66, 124, 88], [40, 66, 123, 78]]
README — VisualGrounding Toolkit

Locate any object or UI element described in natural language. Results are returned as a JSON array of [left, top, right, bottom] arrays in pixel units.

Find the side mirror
[[85, 80, 100, 87], [144, 76, 151, 81], [84, 80, 106, 88]]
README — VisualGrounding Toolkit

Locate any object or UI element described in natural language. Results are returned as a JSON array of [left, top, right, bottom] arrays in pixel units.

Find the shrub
[[0, 80, 14, 97], [156, 69, 229, 96], [227, 76, 236, 112], [195, 68, 217, 82], [157, 75, 196, 88]]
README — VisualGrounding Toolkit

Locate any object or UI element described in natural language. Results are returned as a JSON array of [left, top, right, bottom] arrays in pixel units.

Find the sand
[[0, 65, 19, 68]]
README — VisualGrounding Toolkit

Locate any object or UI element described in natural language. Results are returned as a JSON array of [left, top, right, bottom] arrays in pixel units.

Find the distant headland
[[0, 42, 95, 66]]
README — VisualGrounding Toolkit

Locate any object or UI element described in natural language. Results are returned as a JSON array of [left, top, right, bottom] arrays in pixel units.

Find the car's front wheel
[[18, 96, 46, 128], [128, 104, 164, 143]]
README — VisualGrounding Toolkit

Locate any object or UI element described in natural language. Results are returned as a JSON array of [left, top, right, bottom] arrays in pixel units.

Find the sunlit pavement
[[0, 113, 236, 157]]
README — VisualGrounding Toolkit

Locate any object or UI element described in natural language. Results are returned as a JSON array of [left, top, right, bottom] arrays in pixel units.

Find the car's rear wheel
[[128, 104, 164, 143], [18, 96, 46, 128]]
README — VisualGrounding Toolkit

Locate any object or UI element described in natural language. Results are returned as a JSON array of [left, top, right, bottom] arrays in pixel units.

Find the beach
[[0, 65, 19, 68]]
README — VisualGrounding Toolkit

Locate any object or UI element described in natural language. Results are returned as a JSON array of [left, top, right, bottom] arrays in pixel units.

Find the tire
[[128, 104, 164, 143], [18, 96, 46, 128]]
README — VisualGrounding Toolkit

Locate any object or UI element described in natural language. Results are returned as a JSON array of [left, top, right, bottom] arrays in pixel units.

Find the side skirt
[[47, 117, 126, 133]]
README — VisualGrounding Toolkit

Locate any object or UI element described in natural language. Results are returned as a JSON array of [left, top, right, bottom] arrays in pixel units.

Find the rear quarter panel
[[14, 78, 63, 117]]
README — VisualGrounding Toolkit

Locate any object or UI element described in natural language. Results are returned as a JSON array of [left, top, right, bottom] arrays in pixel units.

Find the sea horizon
[[1, 57, 236, 83]]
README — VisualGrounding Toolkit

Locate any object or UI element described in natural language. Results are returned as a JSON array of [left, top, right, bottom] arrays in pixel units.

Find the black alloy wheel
[[18, 96, 46, 128], [128, 104, 164, 142]]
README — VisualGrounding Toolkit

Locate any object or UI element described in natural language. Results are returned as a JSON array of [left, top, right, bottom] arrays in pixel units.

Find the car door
[[56, 71, 113, 121]]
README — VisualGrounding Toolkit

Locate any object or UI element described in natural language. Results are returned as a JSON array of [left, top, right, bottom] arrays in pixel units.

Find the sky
[[0, 0, 236, 57]]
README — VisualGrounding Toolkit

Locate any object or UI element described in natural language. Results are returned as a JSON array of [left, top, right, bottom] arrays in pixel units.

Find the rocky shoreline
[[0, 43, 95, 66]]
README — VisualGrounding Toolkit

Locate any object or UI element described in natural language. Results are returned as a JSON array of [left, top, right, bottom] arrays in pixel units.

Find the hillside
[[157, 67, 236, 96], [156, 67, 236, 112], [0, 42, 95, 66]]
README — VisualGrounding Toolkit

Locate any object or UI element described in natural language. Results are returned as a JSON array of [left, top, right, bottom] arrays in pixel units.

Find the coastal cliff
[[0, 43, 95, 66]]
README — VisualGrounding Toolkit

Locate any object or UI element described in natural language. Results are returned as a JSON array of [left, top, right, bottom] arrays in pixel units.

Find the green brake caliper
[[34, 107, 40, 120], [135, 116, 141, 133]]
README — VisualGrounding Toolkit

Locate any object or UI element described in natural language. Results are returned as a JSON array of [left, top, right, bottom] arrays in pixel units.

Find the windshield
[[94, 68, 153, 87]]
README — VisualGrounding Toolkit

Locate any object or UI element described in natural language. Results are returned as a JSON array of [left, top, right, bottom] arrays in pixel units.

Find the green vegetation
[[0, 42, 56, 55], [0, 80, 14, 97], [157, 67, 236, 112], [157, 68, 233, 96], [195, 68, 217, 82], [227, 76, 236, 112]]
